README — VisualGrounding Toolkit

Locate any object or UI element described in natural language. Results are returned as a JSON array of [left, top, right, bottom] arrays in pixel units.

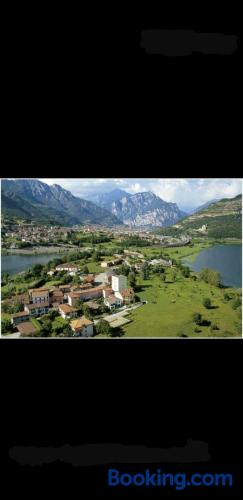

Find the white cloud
[[38, 177, 242, 209], [147, 178, 242, 208], [129, 183, 146, 194]]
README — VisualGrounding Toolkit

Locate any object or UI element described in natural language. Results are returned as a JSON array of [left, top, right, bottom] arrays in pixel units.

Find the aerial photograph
[[0, 178, 242, 339]]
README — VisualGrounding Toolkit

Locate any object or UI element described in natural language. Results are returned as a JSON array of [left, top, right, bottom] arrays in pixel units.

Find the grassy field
[[44, 279, 63, 288], [138, 241, 212, 262], [121, 271, 241, 338], [130, 238, 242, 263], [85, 262, 103, 273], [30, 317, 42, 331]]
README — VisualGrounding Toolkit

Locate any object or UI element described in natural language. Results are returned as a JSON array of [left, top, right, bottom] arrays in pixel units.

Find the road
[[103, 302, 144, 323]]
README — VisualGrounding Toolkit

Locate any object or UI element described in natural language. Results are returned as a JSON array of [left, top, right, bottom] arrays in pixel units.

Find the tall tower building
[[112, 275, 128, 293]]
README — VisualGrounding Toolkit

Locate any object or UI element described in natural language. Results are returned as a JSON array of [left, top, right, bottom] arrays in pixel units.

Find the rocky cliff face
[[88, 189, 185, 227]]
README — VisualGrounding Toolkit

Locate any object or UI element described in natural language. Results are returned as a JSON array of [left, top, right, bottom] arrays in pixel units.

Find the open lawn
[[139, 241, 212, 262], [85, 261, 103, 273], [30, 317, 42, 331], [138, 238, 242, 263], [121, 273, 241, 338], [44, 279, 63, 288]]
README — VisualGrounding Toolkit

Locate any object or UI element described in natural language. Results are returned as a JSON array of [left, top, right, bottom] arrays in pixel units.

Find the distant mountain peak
[[88, 188, 185, 228], [110, 188, 130, 196]]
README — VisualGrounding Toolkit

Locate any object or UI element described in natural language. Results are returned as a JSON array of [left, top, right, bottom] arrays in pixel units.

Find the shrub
[[203, 297, 212, 309], [95, 319, 112, 336], [231, 297, 241, 310], [223, 293, 231, 302], [192, 313, 202, 325], [1, 318, 14, 334], [199, 268, 221, 287], [210, 322, 219, 331]]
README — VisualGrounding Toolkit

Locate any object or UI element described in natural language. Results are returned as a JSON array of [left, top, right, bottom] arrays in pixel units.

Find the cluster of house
[[2, 225, 74, 247], [103, 275, 135, 310], [10, 270, 135, 337], [100, 250, 147, 270]]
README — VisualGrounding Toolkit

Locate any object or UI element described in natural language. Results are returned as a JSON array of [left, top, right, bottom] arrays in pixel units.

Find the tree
[[92, 251, 100, 262], [72, 275, 80, 284], [119, 264, 130, 277], [95, 319, 112, 336], [61, 274, 72, 285], [41, 318, 52, 333], [12, 301, 24, 313], [82, 304, 93, 320], [52, 317, 69, 335], [1, 318, 14, 334], [203, 297, 212, 309], [192, 313, 202, 325], [181, 266, 190, 278], [210, 322, 219, 332], [231, 297, 241, 310], [141, 262, 150, 280], [199, 268, 221, 287], [75, 300, 84, 315], [1, 302, 12, 313], [39, 327, 51, 337], [128, 271, 137, 289], [47, 309, 59, 321], [32, 264, 44, 277], [62, 325, 73, 337], [171, 269, 177, 282], [223, 293, 231, 302], [2, 272, 10, 283]]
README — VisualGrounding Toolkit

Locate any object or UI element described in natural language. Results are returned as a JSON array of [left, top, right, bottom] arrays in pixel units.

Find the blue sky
[[40, 178, 242, 210]]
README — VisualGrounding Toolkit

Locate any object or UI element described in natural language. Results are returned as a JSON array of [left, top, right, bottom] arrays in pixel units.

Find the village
[[1, 221, 191, 250], [6, 249, 173, 338]]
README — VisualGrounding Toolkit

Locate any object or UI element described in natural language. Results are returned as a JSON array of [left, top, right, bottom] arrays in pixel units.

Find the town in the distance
[[1, 178, 242, 338]]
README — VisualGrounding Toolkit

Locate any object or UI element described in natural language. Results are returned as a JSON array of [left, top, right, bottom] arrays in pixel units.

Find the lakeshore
[[1, 245, 76, 256], [1, 236, 242, 338]]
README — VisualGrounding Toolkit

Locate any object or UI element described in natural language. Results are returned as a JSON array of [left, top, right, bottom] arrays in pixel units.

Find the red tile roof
[[17, 322, 37, 335], [70, 316, 93, 331], [59, 304, 77, 314], [12, 311, 30, 318]]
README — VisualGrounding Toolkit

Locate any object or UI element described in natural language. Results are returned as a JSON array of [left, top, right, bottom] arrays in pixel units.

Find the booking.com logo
[[108, 469, 234, 491]]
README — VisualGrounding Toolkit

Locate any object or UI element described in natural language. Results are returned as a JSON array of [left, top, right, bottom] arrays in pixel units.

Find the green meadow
[[121, 271, 241, 338]]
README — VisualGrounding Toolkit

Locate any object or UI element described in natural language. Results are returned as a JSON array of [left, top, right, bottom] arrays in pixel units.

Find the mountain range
[[1, 179, 121, 226], [2, 180, 241, 235], [1, 181, 186, 228], [87, 188, 186, 227]]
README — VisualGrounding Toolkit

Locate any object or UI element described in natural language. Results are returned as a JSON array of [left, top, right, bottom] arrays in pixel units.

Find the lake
[[1, 253, 63, 276], [185, 244, 242, 288]]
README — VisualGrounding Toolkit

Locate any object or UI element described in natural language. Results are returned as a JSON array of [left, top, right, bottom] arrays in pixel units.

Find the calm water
[[1, 253, 62, 275], [186, 244, 242, 288]]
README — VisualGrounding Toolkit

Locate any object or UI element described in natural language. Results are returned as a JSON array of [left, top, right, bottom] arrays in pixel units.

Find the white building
[[112, 275, 128, 293], [29, 289, 49, 304], [56, 264, 79, 273], [104, 295, 123, 310], [70, 317, 94, 337]]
